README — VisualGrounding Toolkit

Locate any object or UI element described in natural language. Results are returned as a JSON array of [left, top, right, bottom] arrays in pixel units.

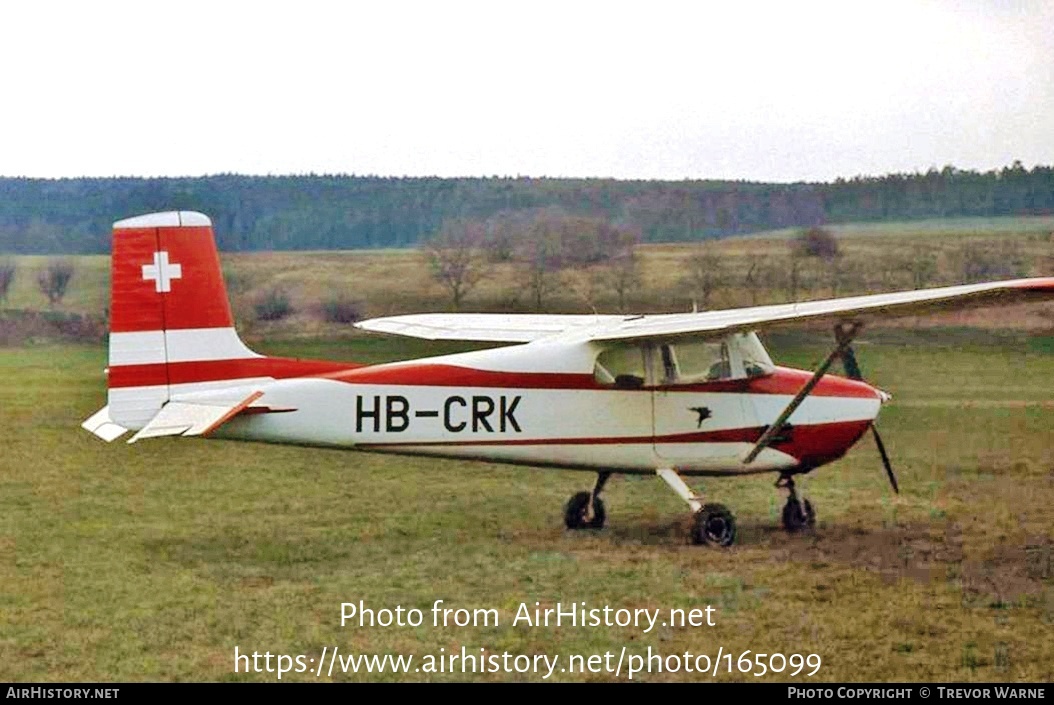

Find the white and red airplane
[[81, 211, 1054, 546]]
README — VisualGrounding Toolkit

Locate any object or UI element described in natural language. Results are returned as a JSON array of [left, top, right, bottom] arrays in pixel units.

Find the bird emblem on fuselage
[[689, 406, 712, 428]]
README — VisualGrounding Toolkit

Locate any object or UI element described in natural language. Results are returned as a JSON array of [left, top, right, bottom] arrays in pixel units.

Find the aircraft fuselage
[[212, 343, 883, 476]]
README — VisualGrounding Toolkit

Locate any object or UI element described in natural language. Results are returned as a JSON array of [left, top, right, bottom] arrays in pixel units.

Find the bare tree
[[0, 260, 15, 303], [681, 243, 726, 310], [786, 248, 807, 301], [604, 249, 642, 313], [517, 227, 566, 311], [743, 251, 768, 305], [37, 259, 74, 306], [480, 210, 527, 263], [560, 216, 639, 267], [423, 219, 489, 310], [566, 267, 605, 312], [825, 253, 848, 297], [910, 244, 939, 289], [487, 207, 639, 267]]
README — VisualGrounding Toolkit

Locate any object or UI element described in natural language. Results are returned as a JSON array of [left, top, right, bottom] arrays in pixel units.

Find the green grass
[[1, 331, 1052, 681]]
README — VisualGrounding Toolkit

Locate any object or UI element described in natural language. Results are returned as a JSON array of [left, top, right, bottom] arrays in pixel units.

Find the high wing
[[354, 312, 624, 342], [355, 277, 1054, 343], [588, 277, 1054, 342]]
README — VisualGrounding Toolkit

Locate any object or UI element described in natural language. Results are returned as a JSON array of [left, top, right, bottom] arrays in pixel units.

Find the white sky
[[2, 0, 1052, 182]]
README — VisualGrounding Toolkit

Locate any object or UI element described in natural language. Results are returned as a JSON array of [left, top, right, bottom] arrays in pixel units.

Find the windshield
[[734, 332, 775, 378]]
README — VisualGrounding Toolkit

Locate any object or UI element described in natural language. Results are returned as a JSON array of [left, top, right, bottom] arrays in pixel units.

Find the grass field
[[1, 329, 1052, 682]]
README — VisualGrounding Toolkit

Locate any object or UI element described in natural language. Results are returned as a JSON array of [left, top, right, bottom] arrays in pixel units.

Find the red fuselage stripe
[[354, 419, 874, 469], [108, 360, 879, 399], [107, 357, 362, 387], [357, 427, 764, 448]]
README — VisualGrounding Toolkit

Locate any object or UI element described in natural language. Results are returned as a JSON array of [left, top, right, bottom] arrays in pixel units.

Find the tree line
[[0, 162, 1052, 254]]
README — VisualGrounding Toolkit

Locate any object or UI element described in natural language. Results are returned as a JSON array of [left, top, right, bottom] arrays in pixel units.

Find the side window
[[594, 345, 647, 388], [661, 340, 732, 384]]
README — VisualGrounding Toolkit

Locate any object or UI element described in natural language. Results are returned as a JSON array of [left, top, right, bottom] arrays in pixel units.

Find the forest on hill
[[0, 161, 1052, 254]]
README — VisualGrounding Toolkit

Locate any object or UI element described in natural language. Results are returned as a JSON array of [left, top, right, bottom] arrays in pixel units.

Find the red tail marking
[[111, 224, 233, 333], [110, 227, 166, 333]]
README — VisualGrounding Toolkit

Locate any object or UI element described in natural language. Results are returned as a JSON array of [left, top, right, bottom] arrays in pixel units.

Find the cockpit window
[[594, 345, 647, 388]]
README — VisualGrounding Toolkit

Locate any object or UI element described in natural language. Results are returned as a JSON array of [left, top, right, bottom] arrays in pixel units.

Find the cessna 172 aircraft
[[81, 211, 1054, 546]]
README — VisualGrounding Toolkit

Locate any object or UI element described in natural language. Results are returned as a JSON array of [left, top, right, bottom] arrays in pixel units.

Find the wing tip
[[1011, 276, 1054, 292]]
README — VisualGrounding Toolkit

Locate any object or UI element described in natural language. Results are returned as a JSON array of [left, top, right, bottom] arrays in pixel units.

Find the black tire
[[564, 491, 606, 530], [691, 503, 736, 546], [781, 498, 815, 532]]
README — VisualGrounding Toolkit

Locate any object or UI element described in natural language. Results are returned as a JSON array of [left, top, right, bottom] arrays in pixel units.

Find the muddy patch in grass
[[766, 521, 1052, 605]]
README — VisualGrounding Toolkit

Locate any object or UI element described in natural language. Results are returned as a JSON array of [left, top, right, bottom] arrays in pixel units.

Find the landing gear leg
[[564, 471, 610, 530], [777, 474, 815, 532], [656, 468, 736, 547]]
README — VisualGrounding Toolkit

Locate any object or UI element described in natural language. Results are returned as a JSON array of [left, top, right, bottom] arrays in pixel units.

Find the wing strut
[[742, 321, 863, 464]]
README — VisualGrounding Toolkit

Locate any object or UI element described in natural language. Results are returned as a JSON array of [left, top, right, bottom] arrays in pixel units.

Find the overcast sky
[[2, 1, 1051, 182]]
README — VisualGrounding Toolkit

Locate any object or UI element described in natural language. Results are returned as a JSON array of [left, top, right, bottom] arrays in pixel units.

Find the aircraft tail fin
[[103, 211, 263, 430]]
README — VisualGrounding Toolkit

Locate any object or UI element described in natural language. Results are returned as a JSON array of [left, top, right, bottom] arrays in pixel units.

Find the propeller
[[838, 334, 899, 494]]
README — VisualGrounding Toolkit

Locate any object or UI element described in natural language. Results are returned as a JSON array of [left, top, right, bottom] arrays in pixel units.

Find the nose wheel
[[777, 475, 815, 532]]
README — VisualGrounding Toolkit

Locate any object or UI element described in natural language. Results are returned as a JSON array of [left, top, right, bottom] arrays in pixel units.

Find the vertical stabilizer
[[106, 211, 260, 429]]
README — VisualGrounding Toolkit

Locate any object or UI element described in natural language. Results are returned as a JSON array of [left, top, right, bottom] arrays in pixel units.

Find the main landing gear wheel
[[655, 468, 737, 547], [777, 475, 815, 532], [691, 503, 737, 546], [564, 492, 606, 529], [564, 471, 610, 530]]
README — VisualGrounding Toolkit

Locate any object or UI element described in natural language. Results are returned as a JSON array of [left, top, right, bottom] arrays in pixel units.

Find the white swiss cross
[[141, 251, 183, 293]]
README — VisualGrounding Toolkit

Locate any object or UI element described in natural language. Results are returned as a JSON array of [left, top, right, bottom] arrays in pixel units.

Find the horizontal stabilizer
[[81, 406, 129, 442], [126, 390, 288, 443]]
